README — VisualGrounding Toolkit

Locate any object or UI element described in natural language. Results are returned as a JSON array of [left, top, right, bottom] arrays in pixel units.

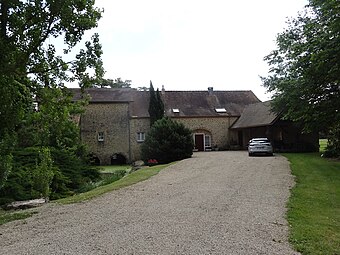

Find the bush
[[0, 146, 101, 204], [76, 170, 126, 193], [0, 147, 58, 204], [50, 148, 100, 195], [0, 133, 15, 190], [141, 118, 193, 164], [31, 147, 55, 198]]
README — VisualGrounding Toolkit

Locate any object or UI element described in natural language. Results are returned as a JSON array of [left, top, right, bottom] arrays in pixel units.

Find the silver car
[[248, 138, 273, 156]]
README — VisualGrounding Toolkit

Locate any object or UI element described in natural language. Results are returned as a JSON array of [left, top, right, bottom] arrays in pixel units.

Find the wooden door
[[195, 134, 204, 151]]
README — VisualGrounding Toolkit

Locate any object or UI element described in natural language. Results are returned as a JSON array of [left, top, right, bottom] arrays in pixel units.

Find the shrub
[[50, 148, 100, 194], [141, 118, 193, 164], [0, 147, 58, 204], [0, 133, 15, 190], [0, 146, 101, 204], [76, 170, 126, 193], [31, 147, 55, 198]]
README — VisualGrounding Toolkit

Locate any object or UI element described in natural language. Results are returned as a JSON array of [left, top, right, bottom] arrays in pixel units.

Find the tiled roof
[[162, 90, 260, 117], [231, 101, 278, 129], [70, 88, 134, 102], [70, 88, 261, 118]]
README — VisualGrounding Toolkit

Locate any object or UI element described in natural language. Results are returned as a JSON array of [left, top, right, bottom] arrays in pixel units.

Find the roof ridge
[[160, 90, 253, 92]]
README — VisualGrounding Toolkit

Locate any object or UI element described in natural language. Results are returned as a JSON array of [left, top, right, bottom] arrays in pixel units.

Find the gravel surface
[[0, 151, 300, 255]]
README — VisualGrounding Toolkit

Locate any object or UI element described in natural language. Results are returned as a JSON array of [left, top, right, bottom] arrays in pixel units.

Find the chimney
[[162, 85, 165, 95], [208, 87, 213, 95]]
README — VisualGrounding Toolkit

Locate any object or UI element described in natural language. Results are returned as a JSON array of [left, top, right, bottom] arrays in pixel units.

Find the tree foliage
[[95, 77, 132, 88], [0, 1, 104, 199], [262, 0, 340, 156], [0, 0, 103, 132], [141, 118, 193, 164], [148, 81, 164, 126]]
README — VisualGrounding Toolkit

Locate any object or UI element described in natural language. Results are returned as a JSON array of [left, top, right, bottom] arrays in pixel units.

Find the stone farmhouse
[[71, 87, 318, 165]]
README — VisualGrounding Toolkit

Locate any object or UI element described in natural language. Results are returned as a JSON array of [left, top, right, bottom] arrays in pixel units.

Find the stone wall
[[80, 103, 241, 163], [129, 118, 150, 161], [174, 117, 239, 150], [128, 116, 238, 160], [80, 103, 130, 165]]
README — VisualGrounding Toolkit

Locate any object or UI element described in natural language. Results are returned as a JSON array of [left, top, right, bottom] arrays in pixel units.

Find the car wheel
[[248, 152, 253, 156]]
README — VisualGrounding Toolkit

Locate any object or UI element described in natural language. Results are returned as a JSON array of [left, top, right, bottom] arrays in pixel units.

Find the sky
[[78, 0, 308, 101]]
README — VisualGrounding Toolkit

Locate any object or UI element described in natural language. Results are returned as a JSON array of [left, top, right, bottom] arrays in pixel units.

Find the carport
[[230, 101, 319, 152]]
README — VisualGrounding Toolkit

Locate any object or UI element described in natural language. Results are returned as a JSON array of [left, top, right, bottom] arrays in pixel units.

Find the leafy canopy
[[0, 0, 104, 134], [95, 78, 132, 88], [0, 0, 104, 197], [262, 0, 340, 134]]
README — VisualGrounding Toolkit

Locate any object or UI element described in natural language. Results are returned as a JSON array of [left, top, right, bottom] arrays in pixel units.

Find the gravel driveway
[[0, 151, 299, 255]]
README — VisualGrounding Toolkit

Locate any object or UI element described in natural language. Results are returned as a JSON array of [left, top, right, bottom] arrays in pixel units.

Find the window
[[172, 108, 180, 113], [98, 132, 104, 142], [205, 135, 211, 148], [137, 132, 145, 142]]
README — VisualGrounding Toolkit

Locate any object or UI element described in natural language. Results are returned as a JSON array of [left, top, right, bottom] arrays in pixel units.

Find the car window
[[249, 138, 270, 144]]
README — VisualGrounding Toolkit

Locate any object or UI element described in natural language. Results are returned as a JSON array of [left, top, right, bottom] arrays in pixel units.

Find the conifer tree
[[141, 118, 193, 164], [156, 88, 164, 121], [148, 81, 164, 126]]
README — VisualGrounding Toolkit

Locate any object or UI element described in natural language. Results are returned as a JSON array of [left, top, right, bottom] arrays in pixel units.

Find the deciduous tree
[[95, 78, 132, 88], [262, 0, 340, 156], [0, 0, 104, 194]]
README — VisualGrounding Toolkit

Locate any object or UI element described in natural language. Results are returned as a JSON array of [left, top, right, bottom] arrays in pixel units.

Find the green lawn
[[284, 153, 340, 255], [0, 163, 173, 225], [98, 165, 131, 173], [0, 209, 37, 226], [57, 163, 172, 204]]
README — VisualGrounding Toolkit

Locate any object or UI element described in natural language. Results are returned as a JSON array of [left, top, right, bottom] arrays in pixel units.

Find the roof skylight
[[215, 108, 227, 113]]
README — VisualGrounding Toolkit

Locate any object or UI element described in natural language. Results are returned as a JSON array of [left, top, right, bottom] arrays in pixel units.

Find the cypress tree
[[156, 88, 164, 121], [148, 81, 164, 126]]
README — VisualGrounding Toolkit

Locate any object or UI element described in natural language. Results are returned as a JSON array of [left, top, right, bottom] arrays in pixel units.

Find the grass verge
[[57, 163, 173, 204], [0, 209, 38, 226], [98, 165, 131, 173], [284, 153, 340, 255]]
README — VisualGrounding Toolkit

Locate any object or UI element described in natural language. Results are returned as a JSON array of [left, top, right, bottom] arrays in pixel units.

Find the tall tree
[[0, 0, 103, 131], [95, 78, 132, 88], [148, 81, 164, 126], [262, 0, 340, 156], [155, 88, 164, 120], [0, 1, 104, 189]]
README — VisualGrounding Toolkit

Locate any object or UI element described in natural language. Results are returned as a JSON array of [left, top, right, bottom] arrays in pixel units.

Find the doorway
[[194, 134, 204, 151]]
